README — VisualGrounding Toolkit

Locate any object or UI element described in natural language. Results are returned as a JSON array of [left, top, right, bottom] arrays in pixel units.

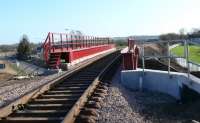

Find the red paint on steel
[[123, 53, 134, 70], [69, 44, 115, 61], [122, 38, 139, 70], [42, 32, 115, 68]]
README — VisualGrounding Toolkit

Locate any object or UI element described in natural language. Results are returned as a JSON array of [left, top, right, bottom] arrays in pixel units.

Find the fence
[[171, 54, 200, 71], [170, 43, 200, 71]]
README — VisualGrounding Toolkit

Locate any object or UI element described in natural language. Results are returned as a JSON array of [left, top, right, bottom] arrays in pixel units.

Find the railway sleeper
[[95, 88, 108, 94], [0, 117, 63, 123], [57, 83, 91, 87], [75, 75, 97, 77], [92, 92, 107, 99], [56, 86, 89, 91], [97, 85, 108, 91], [29, 98, 78, 104], [54, 86, 88, 90], [89, 97, 103, 104], [59, 80, 92, 84], [26, 103, 73, 110], [38, 93, 82, 99], [75, 115, 97, 123], [70, 78, 95, 81], [58, 81, 91, 84], [77, 74, 98, 76], [80, 71, 99, 75], [9, 110, 68, 117], [85, 101, 101, 109], [46, 90, 85, 95], [79, 108, 98, 117]]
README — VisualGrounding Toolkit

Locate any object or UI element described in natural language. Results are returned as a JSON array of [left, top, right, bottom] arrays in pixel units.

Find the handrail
[[42, 32, 51, 64], [42, 32, 50, 47], [43, 32, 113, 47]]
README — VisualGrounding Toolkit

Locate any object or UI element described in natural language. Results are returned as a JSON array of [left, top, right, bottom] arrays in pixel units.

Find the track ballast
[[0, 51, 120, 123]]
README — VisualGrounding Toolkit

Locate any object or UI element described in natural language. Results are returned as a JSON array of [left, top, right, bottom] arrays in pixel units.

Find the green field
[[171, 45, 200, 64]]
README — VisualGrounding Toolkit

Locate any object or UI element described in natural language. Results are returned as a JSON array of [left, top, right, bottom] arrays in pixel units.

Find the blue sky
[[0, 0, 200, 44]]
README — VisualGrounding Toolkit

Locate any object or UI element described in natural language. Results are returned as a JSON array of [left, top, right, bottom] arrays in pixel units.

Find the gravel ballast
[[97, 68, 200, 123], [0, 52, 114, 108], [0, 72, 64, 107]]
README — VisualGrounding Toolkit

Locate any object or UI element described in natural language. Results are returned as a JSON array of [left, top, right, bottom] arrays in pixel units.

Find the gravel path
[[96, 68, 197, 123]]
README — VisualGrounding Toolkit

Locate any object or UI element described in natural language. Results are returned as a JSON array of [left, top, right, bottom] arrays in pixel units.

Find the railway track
[[0, 51, 121, 123]]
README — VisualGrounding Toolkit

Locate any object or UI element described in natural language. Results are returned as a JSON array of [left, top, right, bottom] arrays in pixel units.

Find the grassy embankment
[[171, 45, 200, 64]]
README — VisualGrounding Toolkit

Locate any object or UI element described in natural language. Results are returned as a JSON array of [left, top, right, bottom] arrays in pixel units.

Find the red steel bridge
[[43, 32, 115, 68]]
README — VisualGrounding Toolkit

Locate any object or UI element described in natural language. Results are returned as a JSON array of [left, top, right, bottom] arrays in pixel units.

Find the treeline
[[159, 28, 200, 41], [0, 35, 41, 60], [114, 39, 127, 47], [0, 44, 17, 52]]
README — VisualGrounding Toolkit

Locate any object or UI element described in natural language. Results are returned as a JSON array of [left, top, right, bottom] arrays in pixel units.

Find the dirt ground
[[0, 73, 13, 80], [0, 60, 16, 81]]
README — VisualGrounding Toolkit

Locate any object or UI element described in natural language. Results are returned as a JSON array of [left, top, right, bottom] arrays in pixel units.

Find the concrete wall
[[120, 69, 141, 90], [143, 70, 181, 99], [121, 69, 200, 100]]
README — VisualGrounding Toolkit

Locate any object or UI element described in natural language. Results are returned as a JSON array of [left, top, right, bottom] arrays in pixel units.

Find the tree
[[159, 33, 180, 56], [188, 28, 200, 38], [17, 35, 31, 60], [159, 33, 180, 41]]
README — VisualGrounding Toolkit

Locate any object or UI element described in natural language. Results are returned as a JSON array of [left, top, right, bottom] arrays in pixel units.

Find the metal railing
[[137, 38, 200, 79]]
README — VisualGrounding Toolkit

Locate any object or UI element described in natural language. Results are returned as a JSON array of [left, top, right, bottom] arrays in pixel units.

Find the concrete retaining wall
[[121, 69, 200, 100]]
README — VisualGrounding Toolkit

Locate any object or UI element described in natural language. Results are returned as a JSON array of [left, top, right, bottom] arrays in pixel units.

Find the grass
[[171, 45, 200, 64], [10, 63, 26, 75]]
